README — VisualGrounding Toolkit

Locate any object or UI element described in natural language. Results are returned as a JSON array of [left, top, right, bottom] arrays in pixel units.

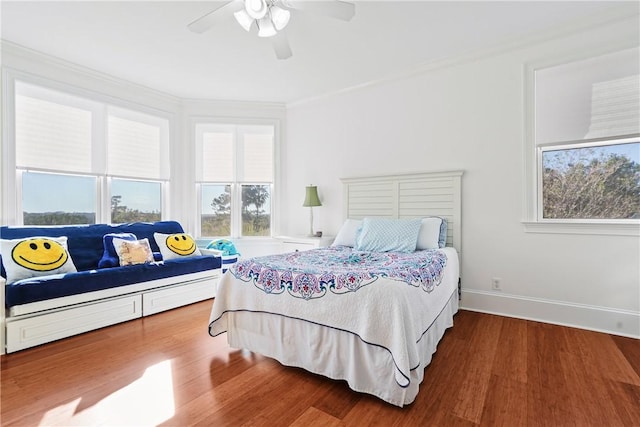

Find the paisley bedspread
[[209, 246, 457, 404], [232, 246, 448, 299]]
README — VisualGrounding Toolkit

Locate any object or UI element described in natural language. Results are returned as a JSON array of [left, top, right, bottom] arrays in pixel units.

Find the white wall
[[283, 16, 640, 337]]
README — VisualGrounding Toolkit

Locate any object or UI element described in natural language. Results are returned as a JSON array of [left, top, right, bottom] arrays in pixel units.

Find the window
[[111, 179, 162, 223], [201, 184, 231, 236], [196, 123, 274, 238], [540, 137, 639, 220], [13, 80, 170, 225], [525, 46, 640, 234], [22, 171, 97, 225]]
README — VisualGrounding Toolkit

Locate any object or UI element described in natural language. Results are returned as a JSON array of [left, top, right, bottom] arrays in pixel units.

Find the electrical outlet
[[491, 277, 502, 291]]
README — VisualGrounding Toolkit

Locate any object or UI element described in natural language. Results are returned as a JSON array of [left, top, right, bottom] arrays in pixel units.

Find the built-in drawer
[[6, 294, 142, 353], [142, 277, 218, 316]]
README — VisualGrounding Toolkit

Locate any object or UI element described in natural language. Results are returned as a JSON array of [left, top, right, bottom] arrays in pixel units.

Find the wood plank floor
[[1, 300, 638, 426]]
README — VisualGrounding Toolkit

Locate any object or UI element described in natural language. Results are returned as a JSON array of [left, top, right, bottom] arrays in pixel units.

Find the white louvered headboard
[[340, 171, 463, 254]]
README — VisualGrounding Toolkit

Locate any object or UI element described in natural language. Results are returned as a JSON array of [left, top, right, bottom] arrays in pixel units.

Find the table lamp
[[302, 185, 322, 237]]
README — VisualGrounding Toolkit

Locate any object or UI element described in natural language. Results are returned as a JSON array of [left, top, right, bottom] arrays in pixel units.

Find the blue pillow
[[354, 218, 422, 253], [416, 217, 448, 250], [438, 217, 448, 248], [98, 233, 137, 268]]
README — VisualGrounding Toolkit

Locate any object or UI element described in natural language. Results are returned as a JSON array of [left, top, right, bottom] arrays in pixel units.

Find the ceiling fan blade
[[283, 0, 355, 21], [188, 1, 244, 33], [271, 32, 292, 60]]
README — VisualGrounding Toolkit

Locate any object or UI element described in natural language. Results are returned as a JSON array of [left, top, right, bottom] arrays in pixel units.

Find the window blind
[[196, 123, 274, 183], [108, 114, 167, 179], [242, 132, 273, 182], [584, 74, 640, 139], [201, 131, 234, 182], [535, 47, 639, 144], [15, 93, 92, 173]]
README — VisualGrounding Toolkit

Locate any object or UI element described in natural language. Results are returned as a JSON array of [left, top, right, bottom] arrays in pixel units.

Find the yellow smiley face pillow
[[153, 232, 202, 261], [0, 236, 78, 284]]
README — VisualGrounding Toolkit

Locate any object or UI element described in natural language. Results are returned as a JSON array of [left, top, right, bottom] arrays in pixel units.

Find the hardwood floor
[[1, 300, 638, 426]]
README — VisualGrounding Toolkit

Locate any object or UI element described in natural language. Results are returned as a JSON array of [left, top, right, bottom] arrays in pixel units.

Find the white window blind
[[535, 47, 639, 144], [107, 112, 169, 180], [201, 131, 234, 182], [241, 129, 274, 182], [584, 74, 640, 139], [196, 124, 274, 183], [15, 85, 93, 173]]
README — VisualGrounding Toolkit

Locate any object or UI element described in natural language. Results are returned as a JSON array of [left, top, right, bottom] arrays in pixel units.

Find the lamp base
[[308, 206, 314, 237]]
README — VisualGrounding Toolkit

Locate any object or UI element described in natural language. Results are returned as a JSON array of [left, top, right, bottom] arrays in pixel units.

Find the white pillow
[[112, 237, 154, 266], [354, 218, 422, 253], [331, 219, 362, 247], [416, 217, 443, 250], [154, 232, 201, 260], [0, 236, 77, 284]]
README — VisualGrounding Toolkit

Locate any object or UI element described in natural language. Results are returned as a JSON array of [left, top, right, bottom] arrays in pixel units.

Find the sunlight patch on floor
[[38, 360, 175, 426]]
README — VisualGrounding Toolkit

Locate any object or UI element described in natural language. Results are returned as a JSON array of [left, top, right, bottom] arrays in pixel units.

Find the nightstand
[[276, 235, 334, 253]]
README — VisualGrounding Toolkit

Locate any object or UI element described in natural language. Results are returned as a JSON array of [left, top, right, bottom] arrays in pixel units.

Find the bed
[[209, 170, 463, 407]]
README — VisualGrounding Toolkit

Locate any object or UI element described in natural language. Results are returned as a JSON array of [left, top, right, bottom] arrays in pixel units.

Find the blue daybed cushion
[[5, 255, 222, 308]]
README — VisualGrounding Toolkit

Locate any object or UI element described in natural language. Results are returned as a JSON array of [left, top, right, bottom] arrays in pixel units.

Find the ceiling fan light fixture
[[233, 9, 254, 32], [270, 6, 291, 31], [245, 0, 268, 20], [257, 16, 277, 37]]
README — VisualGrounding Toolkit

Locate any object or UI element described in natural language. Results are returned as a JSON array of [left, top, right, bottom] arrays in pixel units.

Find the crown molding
[[1, 40, 181, 107], [181, 98, 286, 114], [287, 5, 639, 109], [1, 40, 289, 114]]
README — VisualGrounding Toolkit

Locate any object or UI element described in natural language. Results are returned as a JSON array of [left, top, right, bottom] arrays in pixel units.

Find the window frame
[[2, 69, 173, 226], [193, 119, 278, 239], [522, 44, 640, 236]]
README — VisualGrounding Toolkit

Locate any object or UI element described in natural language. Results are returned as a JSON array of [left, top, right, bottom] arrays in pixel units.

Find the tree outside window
[[541, 140, 640, 219], [202, 184, 231, 236], [110, 179, 162, 223], [241, 185, 271, 236]]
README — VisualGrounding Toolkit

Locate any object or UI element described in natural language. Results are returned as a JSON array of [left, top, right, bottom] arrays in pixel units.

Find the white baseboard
[[460, 289, 640, 339]]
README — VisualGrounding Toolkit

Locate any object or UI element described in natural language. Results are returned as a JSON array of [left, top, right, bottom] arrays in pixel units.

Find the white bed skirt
[[224, 288, 459, 407]]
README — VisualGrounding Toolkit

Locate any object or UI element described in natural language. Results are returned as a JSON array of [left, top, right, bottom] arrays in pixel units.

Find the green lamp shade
[[303, 185, 322, 207]]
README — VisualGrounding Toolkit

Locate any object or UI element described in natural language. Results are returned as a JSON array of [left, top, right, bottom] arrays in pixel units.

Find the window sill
[[522, 221, 640, 236]]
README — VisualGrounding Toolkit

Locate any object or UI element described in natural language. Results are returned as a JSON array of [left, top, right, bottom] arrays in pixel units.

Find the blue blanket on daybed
[[1, 221, 222, 308], [5, 255, 219, 307]]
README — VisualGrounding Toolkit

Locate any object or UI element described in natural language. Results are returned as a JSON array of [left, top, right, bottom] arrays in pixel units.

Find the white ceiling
[[1, 1, 635, 104]]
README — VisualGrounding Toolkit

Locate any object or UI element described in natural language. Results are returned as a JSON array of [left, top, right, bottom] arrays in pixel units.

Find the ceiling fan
[[188, 0, 356, 60]]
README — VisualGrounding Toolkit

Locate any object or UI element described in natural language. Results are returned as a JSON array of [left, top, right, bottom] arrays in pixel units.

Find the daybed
[[1, 221, 222, 353], [209, 171, 463, 407]]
